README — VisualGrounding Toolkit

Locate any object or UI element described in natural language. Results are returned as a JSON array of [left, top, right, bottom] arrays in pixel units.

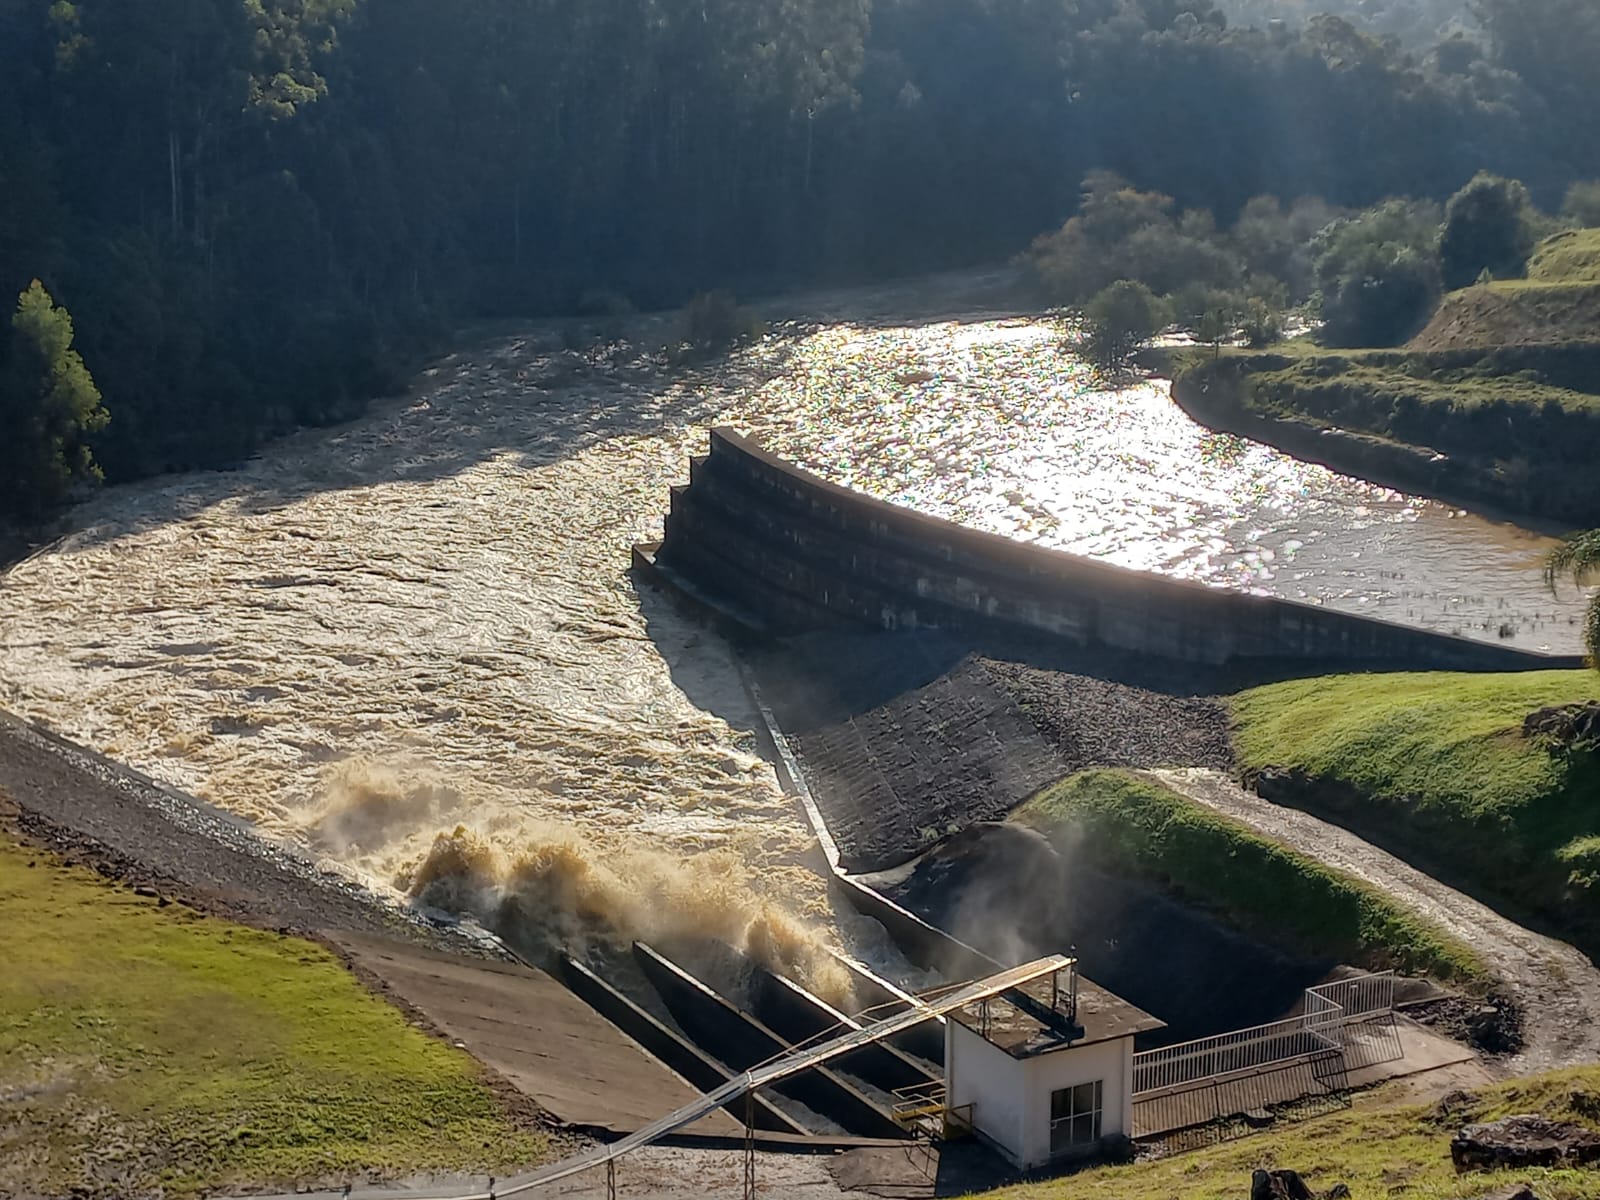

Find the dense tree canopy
[[1312, 199, 1444, 347], [2, 0, 1599, 522], [1216, 0, 1478, 47], [1440, 172, 1536, 289]]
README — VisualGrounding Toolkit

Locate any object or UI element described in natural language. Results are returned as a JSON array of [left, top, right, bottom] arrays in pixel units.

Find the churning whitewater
[[0, 286, 1586, 986]]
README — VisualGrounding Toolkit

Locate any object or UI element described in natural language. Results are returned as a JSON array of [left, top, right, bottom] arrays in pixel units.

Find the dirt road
[[234, 1140, 992, 1200], [1147, 767, 1600, 1075]]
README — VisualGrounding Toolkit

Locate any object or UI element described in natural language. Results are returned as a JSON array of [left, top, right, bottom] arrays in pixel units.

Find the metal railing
[[1132, 971, 1395, 1099], [891, 1081, 949, 1124], [1132, 1013, 1342, 1096], [1306, 971, 1396, 1024], [469, 954, 1076, 1197]]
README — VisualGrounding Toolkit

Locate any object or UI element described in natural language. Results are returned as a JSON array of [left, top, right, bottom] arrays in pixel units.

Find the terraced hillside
[[1172, 228, 1600, 526]]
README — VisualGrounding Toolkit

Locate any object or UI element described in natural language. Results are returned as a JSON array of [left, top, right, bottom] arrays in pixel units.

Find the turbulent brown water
[[0, 276, 1587, 983]]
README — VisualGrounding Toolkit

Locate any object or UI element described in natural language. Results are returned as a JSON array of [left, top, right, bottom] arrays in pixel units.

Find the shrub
[[1170, 284, 1245, 331], [1193, 306, 1235, 356], [680, 290, 765, 354], [1312, 199, 1443, 347], [1231, 194, 1342, 298], [1122, 225, 1242, 297], [1028, 173, 1244, 305], [1081, 280, 1170, 366], [1241, 297, 1284, 347], [1562, 181, 1600, 229]]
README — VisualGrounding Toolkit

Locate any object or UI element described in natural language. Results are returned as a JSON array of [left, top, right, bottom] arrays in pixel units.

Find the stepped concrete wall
[[655, 427, 1574, 671]]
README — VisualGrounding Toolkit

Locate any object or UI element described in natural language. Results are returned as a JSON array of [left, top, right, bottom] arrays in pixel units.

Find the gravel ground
[[757, 631, 1237, 873], [981, 657, 1234, 775]]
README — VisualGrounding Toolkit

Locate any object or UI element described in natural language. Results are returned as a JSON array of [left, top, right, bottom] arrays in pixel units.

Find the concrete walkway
[[333, 933, 743, 1139]]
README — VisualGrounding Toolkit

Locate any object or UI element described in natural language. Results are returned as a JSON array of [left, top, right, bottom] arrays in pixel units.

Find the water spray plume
[[408, 821, 855, 1009]]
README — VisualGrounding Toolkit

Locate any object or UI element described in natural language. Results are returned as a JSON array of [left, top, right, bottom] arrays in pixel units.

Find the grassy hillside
[[1410, 282, 1600, 351], [1232, 671, 1600, 941], [1528, 229, 1600, 284], [1171, 340, 1600, 523], [1412, 228, 1600, 351], [1171, 229, 1600, 522], [973, 1062, 1600, 1200], [1015, 770, 1485, 983], [0, 833, 549, 1199]]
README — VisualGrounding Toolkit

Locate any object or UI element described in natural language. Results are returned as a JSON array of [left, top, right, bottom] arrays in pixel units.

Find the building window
[[1050, 1080, 1103, 1154]]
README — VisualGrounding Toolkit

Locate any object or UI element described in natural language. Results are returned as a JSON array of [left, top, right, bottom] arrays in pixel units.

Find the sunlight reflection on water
[[744, 318, 1583, 653], [0, 300, 1584, 972]]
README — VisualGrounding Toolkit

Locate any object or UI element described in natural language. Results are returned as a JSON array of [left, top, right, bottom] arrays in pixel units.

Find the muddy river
[[0, 276, 1586, 985]]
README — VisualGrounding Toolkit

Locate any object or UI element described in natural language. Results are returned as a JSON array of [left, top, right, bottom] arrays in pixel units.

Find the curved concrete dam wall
[[654, 428, 1575, 670]]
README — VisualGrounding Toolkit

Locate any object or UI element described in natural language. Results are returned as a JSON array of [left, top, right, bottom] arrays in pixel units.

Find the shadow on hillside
[[746, 628, 1346, 735]]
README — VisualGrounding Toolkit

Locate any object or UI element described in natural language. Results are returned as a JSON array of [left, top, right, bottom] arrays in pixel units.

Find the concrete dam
[[645, 427, 1577, 672]]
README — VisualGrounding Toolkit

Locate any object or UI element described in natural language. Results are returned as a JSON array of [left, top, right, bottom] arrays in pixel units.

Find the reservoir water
[[0, 279, 1586, 982]]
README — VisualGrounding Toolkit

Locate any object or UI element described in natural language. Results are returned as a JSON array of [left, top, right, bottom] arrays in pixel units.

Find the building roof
[[948, 971, 1166, 1060]]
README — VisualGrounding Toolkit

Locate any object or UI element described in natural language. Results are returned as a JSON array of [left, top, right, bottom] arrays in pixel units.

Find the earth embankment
[[1172, 345, 1600, 528], [1231, 671, 1600, 957], [750, 631, 1234, 873], [1151, 767, 1600, 1075]]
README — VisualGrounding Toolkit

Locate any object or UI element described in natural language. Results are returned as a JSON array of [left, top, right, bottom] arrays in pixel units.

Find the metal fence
[[1131, 1014, 1342, 1096], [1306, 971, 1397, 1025], [1130, 971, 1399, 1138]]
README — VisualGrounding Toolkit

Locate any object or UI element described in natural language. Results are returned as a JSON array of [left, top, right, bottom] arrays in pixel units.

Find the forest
[[2, 0, 1599, 523]]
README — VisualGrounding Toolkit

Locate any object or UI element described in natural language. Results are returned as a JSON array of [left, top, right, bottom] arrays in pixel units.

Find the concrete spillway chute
[[487, 955, 1076, 1197]]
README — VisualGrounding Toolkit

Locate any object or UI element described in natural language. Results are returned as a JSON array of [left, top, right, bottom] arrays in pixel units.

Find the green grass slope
[[1412, 228, 1600, 351], [1171, 338, 1600, 523], [1171, 229, 1600, 524], [972, 1063, 1600, 1200], [1016, 770, 1485, 983], [0, 834, 549, 1199], [1411, 280, 1600, 351], [1528, 229, 1600, 284], [1232, 671, 1600, 942]]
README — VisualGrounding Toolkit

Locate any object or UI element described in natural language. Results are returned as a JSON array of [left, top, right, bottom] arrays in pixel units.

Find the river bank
[[1172, 345, 1600, 529]]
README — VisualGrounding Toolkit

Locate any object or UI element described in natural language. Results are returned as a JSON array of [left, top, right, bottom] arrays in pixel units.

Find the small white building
[[946, 966, 1164, 1170]]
